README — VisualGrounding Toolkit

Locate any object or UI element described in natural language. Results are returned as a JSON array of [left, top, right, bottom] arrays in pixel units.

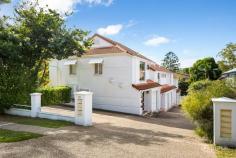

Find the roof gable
[[89, 34, 154, 62], [91, 35, 114, 48]]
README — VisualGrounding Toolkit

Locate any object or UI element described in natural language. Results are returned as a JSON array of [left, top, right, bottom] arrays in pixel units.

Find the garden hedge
[[37, 86, 71, 106], [182, 80, 236, 141]]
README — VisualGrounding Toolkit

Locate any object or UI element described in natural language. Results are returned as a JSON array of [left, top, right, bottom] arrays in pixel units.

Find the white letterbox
[[74, 91, 93, 126], [212, 97, 236, 147]]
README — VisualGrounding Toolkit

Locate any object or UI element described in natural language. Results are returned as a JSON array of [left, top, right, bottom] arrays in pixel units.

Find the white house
[[49, 34, 180, 115]]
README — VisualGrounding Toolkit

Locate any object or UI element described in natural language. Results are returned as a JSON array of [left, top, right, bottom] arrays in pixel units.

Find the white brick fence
[[5, 91, 93, 126]]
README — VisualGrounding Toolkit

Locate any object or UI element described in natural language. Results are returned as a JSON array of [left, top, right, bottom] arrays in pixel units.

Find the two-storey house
[[49, 34, 180, 115]]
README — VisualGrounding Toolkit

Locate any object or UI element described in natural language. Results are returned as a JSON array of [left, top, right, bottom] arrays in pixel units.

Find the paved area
[[0, 121, 57, 135], [0, 107, 216, 158]]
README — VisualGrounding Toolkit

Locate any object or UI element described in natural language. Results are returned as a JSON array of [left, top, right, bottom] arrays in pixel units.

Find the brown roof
[[87, 34, 154, 62], [132, 80, 161, 91], [148, 64, 172, 73], [160, 84, 177, 93], [86, 46, 124, 55]]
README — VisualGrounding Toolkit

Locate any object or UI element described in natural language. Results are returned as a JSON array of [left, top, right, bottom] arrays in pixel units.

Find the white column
[[74, 91, 93, 126], [30, 93, 42, 117], [212, 97, 236, 146]]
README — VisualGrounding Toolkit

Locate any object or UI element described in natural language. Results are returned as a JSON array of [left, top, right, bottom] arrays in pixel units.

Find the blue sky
[[1, 0, 236, 68]]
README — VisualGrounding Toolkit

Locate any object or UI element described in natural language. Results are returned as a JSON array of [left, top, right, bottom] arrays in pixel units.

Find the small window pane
[[140, 62, 145, 81], [95, 63, 103, 75], [69, 65, 76, 75]]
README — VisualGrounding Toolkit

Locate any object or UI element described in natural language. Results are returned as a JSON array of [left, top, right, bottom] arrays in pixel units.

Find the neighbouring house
[[219, 68, 236, 87], [49, 34, 180, 115]]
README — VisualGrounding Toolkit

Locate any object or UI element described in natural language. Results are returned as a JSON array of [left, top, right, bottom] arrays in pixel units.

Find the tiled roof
[[88, 34, 154, 62], [160, 84, 177, 93], [85, 46, 124, 55], [148, 64, 172, 73], [132, 80, 161, 91]]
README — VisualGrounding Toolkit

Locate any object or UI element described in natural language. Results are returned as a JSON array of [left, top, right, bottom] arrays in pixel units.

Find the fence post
[[212, 97, 236, 147], [30, 93, 42, 118], [74, 91, 93, 126]]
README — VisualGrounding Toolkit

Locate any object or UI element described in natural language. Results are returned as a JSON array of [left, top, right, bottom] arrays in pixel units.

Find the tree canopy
[[0, 3, 92, 110], [189, 57, 221, 82], [0, 0, 10, 4], [162, 51, 180, 72], [218, 43, 236, 72]]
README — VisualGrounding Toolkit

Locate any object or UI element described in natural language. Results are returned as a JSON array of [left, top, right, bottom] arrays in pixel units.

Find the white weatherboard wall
[[49, 53, 143, 115], [212, 97, 236, 147]]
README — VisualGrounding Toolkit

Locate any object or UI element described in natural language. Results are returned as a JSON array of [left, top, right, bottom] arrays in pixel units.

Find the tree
[[182, 67, 190, 74], [0, 0, 10, 4], [178, 79, 189, 96], [189, 57, 221, 82], [218, 43, 236, 72], [162, 51, 180, 72], [0, 3, 92, 110]]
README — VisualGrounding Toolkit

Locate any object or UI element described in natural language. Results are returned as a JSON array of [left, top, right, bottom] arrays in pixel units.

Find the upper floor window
[[161, 73, 166, 78], [69, 65, 76, 75], [140, 61, 145, 81], [95, 63, 103, 75]]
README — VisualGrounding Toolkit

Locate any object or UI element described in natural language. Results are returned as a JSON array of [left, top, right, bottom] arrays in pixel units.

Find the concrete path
[[0, 107, 216, 158], [0, 121, 58, 135]]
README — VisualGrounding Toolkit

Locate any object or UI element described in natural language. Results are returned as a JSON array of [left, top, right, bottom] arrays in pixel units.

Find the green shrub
[[188, 80, 212, 92], [182, 80, 236, 141], [0, 65, 33, 112], [178, 79, 189, 96], [37, 86, 71, 106]]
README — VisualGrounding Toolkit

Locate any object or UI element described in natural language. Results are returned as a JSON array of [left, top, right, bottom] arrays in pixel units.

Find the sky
[[0, 0, 236, 68]]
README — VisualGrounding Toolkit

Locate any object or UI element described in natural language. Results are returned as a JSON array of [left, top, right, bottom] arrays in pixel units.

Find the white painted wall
[[160, 88, 178, 111], [49, 53, 142, 115], [48, 35, 179, 115], [91, 36, 113, 48]]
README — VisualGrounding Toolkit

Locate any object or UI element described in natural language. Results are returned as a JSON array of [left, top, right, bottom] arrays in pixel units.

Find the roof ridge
[[93, 33, 155, 62]]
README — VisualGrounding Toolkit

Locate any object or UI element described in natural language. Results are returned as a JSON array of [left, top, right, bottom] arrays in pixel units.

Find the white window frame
[[95, 63, 103, 75]]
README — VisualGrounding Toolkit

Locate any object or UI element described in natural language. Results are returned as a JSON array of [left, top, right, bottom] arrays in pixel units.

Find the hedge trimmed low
[[37, 86, 71, 106]]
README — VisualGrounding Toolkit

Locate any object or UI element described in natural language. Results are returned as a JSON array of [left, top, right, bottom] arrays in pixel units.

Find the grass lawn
[[0, 129, 42, 143], [0, 114, 73, 128], [215, 146, 236, 158]]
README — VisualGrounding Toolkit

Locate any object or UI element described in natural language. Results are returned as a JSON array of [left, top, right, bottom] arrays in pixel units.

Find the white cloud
[[144, 36, 170, 46], [85, 0, 113, 6], [97, 24, 123, 36], [25, 0, 113, 14], [125, 20, 138, 28]]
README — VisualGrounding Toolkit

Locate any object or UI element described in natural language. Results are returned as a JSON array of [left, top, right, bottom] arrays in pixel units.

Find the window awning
[[64, 60, 77, 65], [88, 58, 104, 64]]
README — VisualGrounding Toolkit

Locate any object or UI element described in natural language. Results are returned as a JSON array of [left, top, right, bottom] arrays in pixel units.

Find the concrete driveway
[[0, 107, 216, 158]]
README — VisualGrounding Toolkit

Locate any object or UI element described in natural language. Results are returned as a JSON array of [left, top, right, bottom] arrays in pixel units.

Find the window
[[95, 63, 103, 75], [161, 73, 166, 78], [69, 65, 76, 75], [157, 73, 160, 80], [140, 61, 145, 81]]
